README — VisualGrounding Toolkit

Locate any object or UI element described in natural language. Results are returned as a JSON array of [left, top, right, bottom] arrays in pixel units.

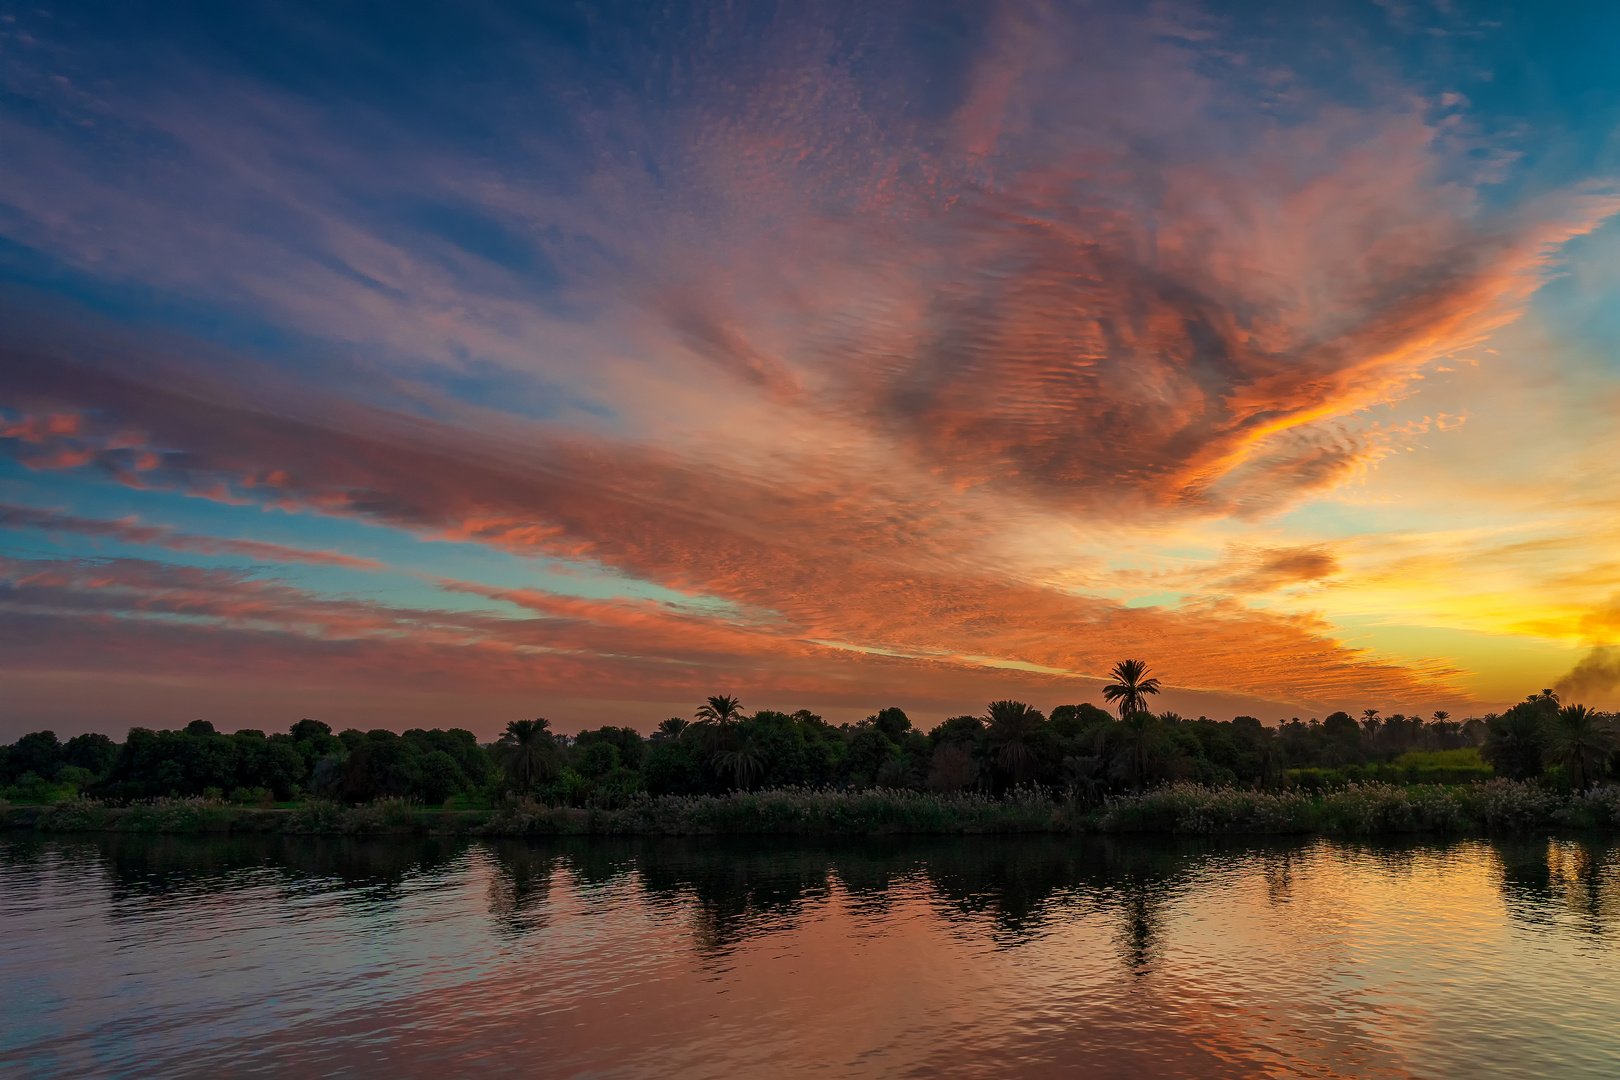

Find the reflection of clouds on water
[[11, 832, 1620, 1078]]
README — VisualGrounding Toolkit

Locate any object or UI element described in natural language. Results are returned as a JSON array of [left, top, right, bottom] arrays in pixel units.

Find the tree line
[[3, 663, 1615, 807]]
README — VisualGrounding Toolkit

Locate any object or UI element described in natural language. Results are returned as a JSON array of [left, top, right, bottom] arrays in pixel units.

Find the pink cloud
[[2, 4, 1596, 724]]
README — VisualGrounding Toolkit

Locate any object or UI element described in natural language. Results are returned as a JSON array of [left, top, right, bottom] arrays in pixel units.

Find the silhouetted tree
[[927, 744, 978, 792], [695, 695, 744, 726], [496, 718, 560, 793], [1483, 703, 1548, 781], [1111, 710, 1163, 788], [714, 736, 771, 790], [1102, 660, 1162, 721], [1546, 704, 1615, 792], [869, 707, 912, 743], [985, 700, 1044, 787]]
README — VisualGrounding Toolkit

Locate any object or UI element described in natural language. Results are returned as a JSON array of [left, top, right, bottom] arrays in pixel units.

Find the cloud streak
[[0, 341, 1466, 711], [0, 502, 383, 569], [0, 1, 1613, 726]]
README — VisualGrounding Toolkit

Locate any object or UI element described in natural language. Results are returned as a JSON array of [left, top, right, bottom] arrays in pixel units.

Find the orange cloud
[[0, 338, 1467, 714], [9, 3, 1603, 724]]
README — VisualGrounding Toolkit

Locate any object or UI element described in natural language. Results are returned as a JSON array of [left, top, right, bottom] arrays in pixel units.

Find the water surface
[[3, 832, 1619, 1078]]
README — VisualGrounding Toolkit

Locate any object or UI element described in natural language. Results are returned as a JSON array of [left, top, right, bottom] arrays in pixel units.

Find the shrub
[[117, 797, 235, 833]]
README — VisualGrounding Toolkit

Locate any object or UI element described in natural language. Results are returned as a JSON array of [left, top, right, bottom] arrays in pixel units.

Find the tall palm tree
[[1430, 710, 1458, 749], [1256, 733, 1282, 789], [985, 699, 1044, 786], [1112, 710, 1163, 789], [497, 718, 560, 792], [1102, 660, 1162, 722], [688, 695, 745, 756], [713, 736, 770, 790], [1483, 703, 1547, 781], [1359, 709, 1382, 744], [695, 695, 744, 726], [1546, 704, 1615, 792]]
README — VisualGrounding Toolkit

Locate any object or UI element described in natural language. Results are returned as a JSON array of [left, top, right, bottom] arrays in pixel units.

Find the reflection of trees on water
[[630, 840, 837, 956], [1496, 836, 1620, 935], [1115, 888, 1169, 973], [6, 832, 1204, 973], [6, 833, 471, 916], [31, 831, 1620, 970], [1260, 849, 1297, 907], [551, 835, 1205, 972], [919, 836, 1189, 973], [484, 840, 557, 937]]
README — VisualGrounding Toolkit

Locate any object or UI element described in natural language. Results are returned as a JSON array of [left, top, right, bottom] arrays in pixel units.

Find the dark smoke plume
[[1554, 646, 1620, 705]]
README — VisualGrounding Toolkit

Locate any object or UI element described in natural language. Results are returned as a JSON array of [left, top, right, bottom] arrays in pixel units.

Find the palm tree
[[1102, 660, 1162, 722], [696, 694, 745, 725], [688, 695, 745, 756], [984, 699, 1044, 787], [1430, 710, 1459, 749], [1061, 754, 1106, 805], [713, 736, 770, 790], [1112, 710, 1163, 788], [1482, 703, 1547, 781], [655, 717, 690, 741], [497, 718, 560, 792], [1256, 733, 1282, 789], [1359, 709, 1382, 744], [1546, 704, 1615, 792]]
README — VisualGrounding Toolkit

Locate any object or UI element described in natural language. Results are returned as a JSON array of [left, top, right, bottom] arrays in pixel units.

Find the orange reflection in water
[[6, 835, 1620, 1078]]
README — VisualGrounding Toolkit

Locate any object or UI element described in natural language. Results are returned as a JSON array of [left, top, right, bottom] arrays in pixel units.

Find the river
[[3, 832, 1618, 1077]]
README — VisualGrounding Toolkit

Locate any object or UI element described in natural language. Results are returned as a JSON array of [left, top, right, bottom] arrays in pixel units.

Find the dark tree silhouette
[[1546, 704, 1615, 792], [496, 718, 560, 792], [985, 700, 1044, 786], [1102, 660, 1162, 721], [1483, 703, 1548, 781], [695, 695, 744, 725], [713, 736, 770, 790]]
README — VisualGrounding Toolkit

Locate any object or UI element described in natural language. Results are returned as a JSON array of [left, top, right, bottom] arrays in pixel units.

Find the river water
[[3, 832, 1619, 1078]]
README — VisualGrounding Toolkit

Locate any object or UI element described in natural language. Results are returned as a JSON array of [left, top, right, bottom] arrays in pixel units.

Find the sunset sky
[[4, 1, 1620, 739]]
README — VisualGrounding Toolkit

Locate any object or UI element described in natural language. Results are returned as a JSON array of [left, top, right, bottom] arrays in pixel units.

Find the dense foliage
[[3, 683, 1614, 810]]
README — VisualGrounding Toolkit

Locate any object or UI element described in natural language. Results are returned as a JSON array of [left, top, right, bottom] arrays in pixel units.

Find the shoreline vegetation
[[8, 780, 1620, 838], [6, 662, 1617, 838]]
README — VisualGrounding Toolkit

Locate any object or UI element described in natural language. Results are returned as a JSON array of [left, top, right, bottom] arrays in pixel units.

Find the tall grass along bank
[[9, 781, 1620, 837]]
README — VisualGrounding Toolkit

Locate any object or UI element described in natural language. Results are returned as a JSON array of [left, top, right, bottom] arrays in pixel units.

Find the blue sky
[[4, 0, 1620, 738]]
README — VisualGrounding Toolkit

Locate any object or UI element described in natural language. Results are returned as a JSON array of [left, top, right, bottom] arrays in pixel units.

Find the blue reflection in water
[[2, 834, 1619, 1078]]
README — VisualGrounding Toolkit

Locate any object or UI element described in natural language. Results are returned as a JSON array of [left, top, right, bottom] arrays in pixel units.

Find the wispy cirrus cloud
[[0, 340, 1466, 711], [0, 502, 383, 569], [0, 1, 1613, 728]]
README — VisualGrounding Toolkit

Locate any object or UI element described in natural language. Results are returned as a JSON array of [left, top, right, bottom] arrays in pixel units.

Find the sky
[[4, 0, 1620, 740]]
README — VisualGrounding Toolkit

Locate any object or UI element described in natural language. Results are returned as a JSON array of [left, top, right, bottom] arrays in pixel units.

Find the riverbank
[[8, 780, 1620, 837]]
